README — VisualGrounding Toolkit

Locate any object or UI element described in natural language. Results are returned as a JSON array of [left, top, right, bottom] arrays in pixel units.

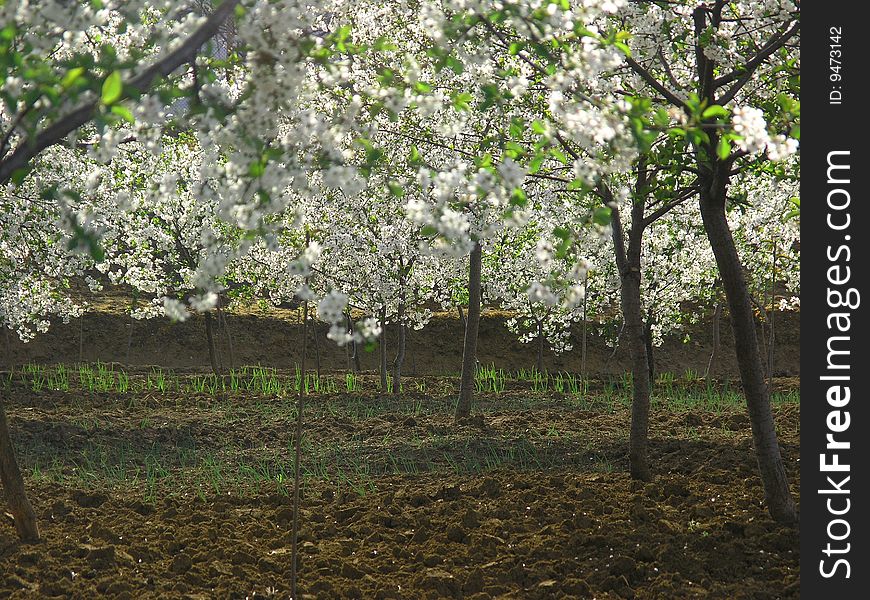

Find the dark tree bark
[[536, 318, 545, 374], [379, 306, 388, 392], [644, 317, 655, 382], [610, 192, 653, 482], [455, 242, 482, 420], [392, 301, 406, 399], [580, 278, 588, 383], [205, 311, 221, 376], [347, 312, 361, 373], [0, 392, 39, 542], [220, 306, 235, 371], [768, 240, 777, 388], [312, 321, 321, 379], [290, 293, 308, 600], [699, 169, 795, 523], [705, 302, 722, 380], [78, 315, 84, 364]]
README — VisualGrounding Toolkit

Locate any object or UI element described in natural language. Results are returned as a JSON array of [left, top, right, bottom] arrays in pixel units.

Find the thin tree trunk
[[611, 199, 653, 482], [313, 321, 321, 379], [699, 183, 795, 523], [205, 311, 220, 376], [345, 316, 352, 371], [455, 242, 482, 420], [0, 392, 39, 541], [704, 302, 722, 380], [644, 317, 655, 382], [290, 294, 308, 600], [349, 312, 361, 373], [456, 304, 466, 329], [220, 306, 235, 371], [5, 326, 12, 372], [536, 319, 544, 374], [379, 307, 388, 392], [392, 302, 406, 399], [768, 240, 777, 389], [78, 314, 84, 364], [581, 277, 588, 385], [126, 312, 134, 365]]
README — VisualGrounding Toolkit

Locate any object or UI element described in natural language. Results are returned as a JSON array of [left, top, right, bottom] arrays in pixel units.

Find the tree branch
[[624, 56, 687, 108], [715, 21, 799, 105], [0, 0, 240, 186]]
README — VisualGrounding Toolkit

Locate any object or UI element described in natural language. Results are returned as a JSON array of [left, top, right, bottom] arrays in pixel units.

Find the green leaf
[[510, 188, 527, 208], [388, 181, 405, 197], [504, 141, 524, 158], [550, 148, 568, 164], [10, 166, 32, 185], [336, 24, 352, 42], [445, 56, 464, 75], [653, 108, 670, 127], [509, 117, 525, 138], [110, 104, 134, 124], [614, 41, 632, 56], [0, 24, 16, 42], [553, 226, 571, 241], [101, 71, 122, 105], [249, 161, 265, 178], [716, 137, 731, 160], [592, 206, 612, 226], [409, 145, 422, 166], [702, 105, 729, 120], [62, 67, 86, 89], [452, 91, 473, 111]]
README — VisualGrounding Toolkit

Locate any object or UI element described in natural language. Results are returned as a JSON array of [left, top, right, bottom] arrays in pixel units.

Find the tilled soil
[[1, 385, 799, 599]]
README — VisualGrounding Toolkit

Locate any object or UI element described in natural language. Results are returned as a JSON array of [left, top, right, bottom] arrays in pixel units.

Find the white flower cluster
[[732, 106, 798, 161]]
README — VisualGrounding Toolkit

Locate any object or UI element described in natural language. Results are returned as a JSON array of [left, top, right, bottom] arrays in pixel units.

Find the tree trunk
[[392, 302, 406, 399], [313, 322, 322, 379], [0, 392, 39, 542], [290, 294, 308, 600], [220, 306, 235, 371], [536, 319, 544, 374], [644, 317, 655, 382], [611, 201, 653, 482], [205, 311, 220, 376], [581, 277, 588, 384], [5, 326, 13, 372], [704, 302, 722, 380], [699, 185, 796, 523], [346, 311, 361, 373], [78, 315, 84, 364], [126, 313, 134, 365], [379, 307, 388, 392], [768, 240, 777, 388], [455, 242, 482, 420]]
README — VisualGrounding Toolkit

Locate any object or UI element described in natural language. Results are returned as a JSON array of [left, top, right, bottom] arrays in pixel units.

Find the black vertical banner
[[801, 3, 868, 597]]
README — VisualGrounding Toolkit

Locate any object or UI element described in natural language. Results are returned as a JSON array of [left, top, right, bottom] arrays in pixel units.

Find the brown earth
[[1, 374, 800, 599], [2, 302, 800, 378]]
